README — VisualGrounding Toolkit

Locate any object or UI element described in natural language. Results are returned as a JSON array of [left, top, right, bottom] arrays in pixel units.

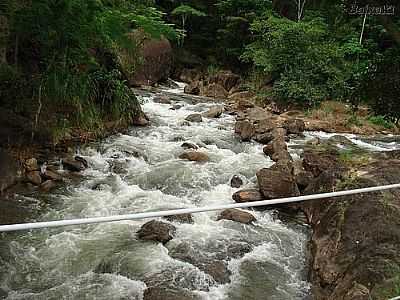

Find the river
[[1, 84, 399, 300]]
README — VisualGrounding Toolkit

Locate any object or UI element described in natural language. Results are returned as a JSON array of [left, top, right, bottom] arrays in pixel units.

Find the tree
[[171, 4, 205, 44]]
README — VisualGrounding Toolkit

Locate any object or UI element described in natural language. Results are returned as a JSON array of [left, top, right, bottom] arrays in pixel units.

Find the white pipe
[[1, 183, 400, 232]]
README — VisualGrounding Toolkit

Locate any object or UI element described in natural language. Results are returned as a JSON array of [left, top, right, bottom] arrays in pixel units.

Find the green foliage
[[171, 5, 206, 18], [1, 0, 177, 135], [243, 15, 347, 107], [368, 115, 395, 129]]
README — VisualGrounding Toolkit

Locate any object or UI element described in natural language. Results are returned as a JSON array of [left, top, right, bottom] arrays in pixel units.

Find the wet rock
[[144, 287, 197, 300], [227, 243, 253, 259], [185, 114, 202, 123], [217, 209, 256, 224], [234, 120, 255, 141], [202, 106, 224, 118], [263, 139, 291, 162], [137, 220, 176, 244], [200, 83, 228, 99], [170, 104, 183, 110], [184, 81, 201, 95], [254, 132, 274, 144], [0, 288, 7, 298], [257, 163, 300, 199], [203, 260, 231, 284], [0, 149, 20, 193], [153, 95, 172, 104], [24, 158, 39, 172], [283, 118, 305, 134], [232, 189, 264, 203], [42, 169, 62, 181], [132, 111, 150, 126], [40, 180, 57, 192], [230, 175, 243, 188], [181, 142, 198, 150], [26, 171, 42, 186], [164, 213, 194, 224], [237, 99, 255, 110], [179, 151, 209, 162], [62, 156, 88, 172], [295, 170, 314, 191]]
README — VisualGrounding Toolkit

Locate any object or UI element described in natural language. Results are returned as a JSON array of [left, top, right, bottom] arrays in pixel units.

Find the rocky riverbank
[[225, 93, 400, 299]]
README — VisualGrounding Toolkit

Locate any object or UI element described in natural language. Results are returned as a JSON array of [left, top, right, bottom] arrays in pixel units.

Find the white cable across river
[[1, 183, 400, 232]]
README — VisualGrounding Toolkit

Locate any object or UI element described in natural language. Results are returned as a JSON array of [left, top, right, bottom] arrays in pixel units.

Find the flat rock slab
[[217, 209, 256, 224]]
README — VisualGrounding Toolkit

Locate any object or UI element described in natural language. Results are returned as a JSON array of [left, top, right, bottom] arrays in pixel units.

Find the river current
[[1, 83, 399, 300]]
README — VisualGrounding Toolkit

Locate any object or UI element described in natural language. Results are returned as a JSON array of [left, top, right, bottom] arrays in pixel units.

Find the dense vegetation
[[0, 0, 177, 141], [0, 0, 399, 143], [159, 0, 399, 121]]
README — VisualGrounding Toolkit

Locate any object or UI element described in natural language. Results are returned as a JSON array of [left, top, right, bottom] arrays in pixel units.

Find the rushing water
[[0, 85, 312, 300]]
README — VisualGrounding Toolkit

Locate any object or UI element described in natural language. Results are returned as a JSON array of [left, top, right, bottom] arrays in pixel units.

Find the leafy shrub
[[368, 115, 395, 129], [243, 15, 347, 107]]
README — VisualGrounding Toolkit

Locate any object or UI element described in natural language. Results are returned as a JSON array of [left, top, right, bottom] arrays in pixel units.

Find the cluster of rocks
[[181, 69, 248, 100], [19, 155, 89, 193]]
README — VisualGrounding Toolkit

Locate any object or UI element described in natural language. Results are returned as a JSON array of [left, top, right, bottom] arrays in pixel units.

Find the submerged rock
[[185, 114, 203, 123], [217, 209, 256, 224], [42, 169, 62, 181], [232, 189, 264, 203], [164, 213, 194, 224], [181, 142, 198, 150], [179, 151, 209, 162], [62, 156, 88, 172], [144, 287, 197, 300], [230, 175, 243, 188], [137, 220, 176, 244], [40, 180, 57, 192], [153, 95, 172, 104]]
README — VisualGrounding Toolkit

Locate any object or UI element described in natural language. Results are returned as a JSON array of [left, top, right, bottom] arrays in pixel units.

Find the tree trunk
[[0, 15, 9, 65]]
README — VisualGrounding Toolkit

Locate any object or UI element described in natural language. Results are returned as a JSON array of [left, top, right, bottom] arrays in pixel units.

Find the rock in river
[[185, 113, 202, 123], [230, 175, 243, 188], [179, 151, 209, 162], [217, 209, 256, 224], [232, 189, 264, 203], [137, 220, 176, 244]]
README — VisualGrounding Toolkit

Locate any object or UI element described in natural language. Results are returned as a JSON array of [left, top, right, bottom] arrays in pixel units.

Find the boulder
[[217, 209, 256, 224], [0, 149, 20, 193], [62, 156, 88, 172], [209, 70, 240, 91], [283, 118, 306, 134], [144, 287, 196, 300], [200, 83, 228, 99], [234, 120, 255, 141], [129, 35, 172, 86], [181, 142, 198, 150], [302, 150, 341, 177], [202, 106, 224, 118], [232, 189, 264, 203], [295, 170, 314, 191], [185, 114, 202, 123], [40, 180, 57, 192], [153, 95, 172, 104], [254, 132, 274, 144], [163, 213, 194, 224], [42, 170, 62, 181], [179, 151, 209, 162], [203, 260, 231, 284], [230, 175, 243, 188], [26, 171, 42, 186], [257, 163, 300, 199], [132, 111, 150, 126], [184, 81, 201, 95], [263, 138, 292, 162], [179, 68, 202, 83], [24, 158, 39, 172], [170, 104, 183, 110], [237, 99, 255, 110], [137, 220, 176, 244]]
